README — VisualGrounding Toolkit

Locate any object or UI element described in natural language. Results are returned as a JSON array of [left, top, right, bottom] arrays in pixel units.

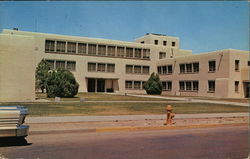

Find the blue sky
[[0, 1, 248, 54]]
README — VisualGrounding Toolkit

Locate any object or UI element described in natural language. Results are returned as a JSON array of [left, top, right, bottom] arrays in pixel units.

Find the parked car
[[0, 106, 29, 139]]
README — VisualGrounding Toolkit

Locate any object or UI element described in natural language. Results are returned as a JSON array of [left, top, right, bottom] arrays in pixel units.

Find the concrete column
[[76, 42, 78, 54], [86, 43, 88, 55], [95, 79, 97, 92]]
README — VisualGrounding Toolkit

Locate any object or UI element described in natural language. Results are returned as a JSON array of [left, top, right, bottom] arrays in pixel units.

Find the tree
[[46, 68, 79, 98], [143, 72, 163, 95], [35, 59, 50, 93]]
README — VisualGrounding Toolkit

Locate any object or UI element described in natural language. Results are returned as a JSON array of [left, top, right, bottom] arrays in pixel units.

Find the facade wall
[[0, 29, 249, 101], [0, 34, 36, 102], [228, 50, 250, 98]]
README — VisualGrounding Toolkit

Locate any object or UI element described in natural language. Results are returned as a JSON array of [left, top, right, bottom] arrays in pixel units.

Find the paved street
[[0, 125, 248, 159]]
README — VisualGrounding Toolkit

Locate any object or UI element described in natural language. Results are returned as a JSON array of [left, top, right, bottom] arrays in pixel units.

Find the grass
[[36, 93, 173, 101], [0, 102, 248, 117]]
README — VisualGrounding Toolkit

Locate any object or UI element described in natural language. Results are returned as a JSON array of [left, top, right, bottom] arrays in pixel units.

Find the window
[[107, 64, 115, 73], [186, 64, 192, 73], [180, 64, 185, 73], [193, 81, 199, 91], [88, 44, 96, 55], [209, 60, 216, 72], [67, 42, 76, 53], [155, 40, 158, 45], [235, 60, 240, 71], [159, 52, 166, 59], [55, 61, 66, 69], [134, 66, 142, 74], [66, 61, 76, 71], [162, 66, 167, 74], [107, 46, 116, 57], [172, 42, 176, 47], [117, 47, 125, 57], [135, 48, 142, 58], [142, 66, 150, 74], [208, 80, 215, 92], [235, 81, 239, 92], [157, 66, 162, 75], [46, 59, 76, 71], [125, 81, 145, 89], [180, 62, 199, 73], [179, 81, 199, 91], [126, 48, 133, 58], [78, 43, 87, 54], [142, 49, 150, 59], [186, 81, 192, 90], [141, 41, 144, 44], [125, 81, 133, 89], [88, 63, 96, 72], [179, 81, 185, 91], [56, 41, 66, 52], [168, 65, 173, 74], [162, 81, 172, 91], [45, 40, 55, 52], [126, 65, 133, 73], [193, 63, 199, 72], [134, 81, 141, 89], [97, 63, 106, 72], [97, 45, 106, 56], [163, 41, 167, 46], [46, 60, 55, 70], [248, 61, 250, 66], [158, 65, 173, 75]]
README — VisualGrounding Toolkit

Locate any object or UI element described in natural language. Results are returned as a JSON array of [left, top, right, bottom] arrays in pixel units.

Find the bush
[[143, 72, 163, 95], [46, 68, 79, 98]]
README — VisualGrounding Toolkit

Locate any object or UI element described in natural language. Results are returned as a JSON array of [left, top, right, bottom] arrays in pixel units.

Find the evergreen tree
[[143, 72, 163, 95], [35, 59, 51, 93]]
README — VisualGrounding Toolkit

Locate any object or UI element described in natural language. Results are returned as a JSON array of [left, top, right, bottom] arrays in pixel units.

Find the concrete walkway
[[26, 113, 249, 124], [127, 94, 250, 107]]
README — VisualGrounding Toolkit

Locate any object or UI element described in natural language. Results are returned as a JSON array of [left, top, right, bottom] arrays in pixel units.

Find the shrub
[[46, 68, 79, 98], [143, 72, 163, 95]]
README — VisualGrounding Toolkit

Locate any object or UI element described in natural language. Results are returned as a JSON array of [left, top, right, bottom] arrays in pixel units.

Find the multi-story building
[[0, 29, 249, 102]]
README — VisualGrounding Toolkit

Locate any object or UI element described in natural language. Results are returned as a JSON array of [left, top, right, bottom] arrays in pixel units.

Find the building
[[0, 29, 249, 102]]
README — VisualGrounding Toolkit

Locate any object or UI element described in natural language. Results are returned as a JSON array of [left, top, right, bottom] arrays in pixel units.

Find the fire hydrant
[[164, 105, 175, 126]]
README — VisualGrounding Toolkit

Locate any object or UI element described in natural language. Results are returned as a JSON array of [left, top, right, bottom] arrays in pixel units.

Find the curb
[[29, 123, 247, 135]]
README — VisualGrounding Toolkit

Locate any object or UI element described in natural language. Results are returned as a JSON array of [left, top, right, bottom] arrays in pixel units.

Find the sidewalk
[[127, 94, 249, 106], [26, 113, 249, 134], [26, 113, 249, 123]]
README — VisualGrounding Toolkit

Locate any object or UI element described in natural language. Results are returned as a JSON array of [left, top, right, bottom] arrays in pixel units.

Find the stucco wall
[[0, 34, 36, 102]]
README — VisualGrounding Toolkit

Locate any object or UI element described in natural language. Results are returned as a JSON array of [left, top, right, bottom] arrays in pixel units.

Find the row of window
[[157, 65, 173, 75], [126, 65, 150, 74], [87, 62, 115, 73], [158, 59, 244, 75], [125, 81, 146, 90], [154, 40, 176, 46], [45, 40, 150, 60], [45, 60, 76, 71], [164, 80, 240, 93], [180, 62, 199, 73], [157, 61, 214, 75]]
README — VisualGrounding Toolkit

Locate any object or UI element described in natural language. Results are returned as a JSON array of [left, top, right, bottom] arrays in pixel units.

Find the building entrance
[[87, 78, 109, 93], [87, 78, 96, 92], [97, 79, 105, 92], [244, 82, 250, 98]]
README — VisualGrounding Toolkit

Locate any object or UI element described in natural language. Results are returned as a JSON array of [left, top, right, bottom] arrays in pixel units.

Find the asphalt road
[[0, 125, 249, 159]]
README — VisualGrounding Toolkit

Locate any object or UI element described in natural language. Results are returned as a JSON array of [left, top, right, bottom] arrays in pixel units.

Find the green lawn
[[36, 93, 172, 101], [0, 102, 248, 116]]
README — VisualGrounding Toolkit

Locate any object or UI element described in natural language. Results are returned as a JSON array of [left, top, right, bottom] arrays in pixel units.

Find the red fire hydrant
[[164, 105, 175, 126]]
